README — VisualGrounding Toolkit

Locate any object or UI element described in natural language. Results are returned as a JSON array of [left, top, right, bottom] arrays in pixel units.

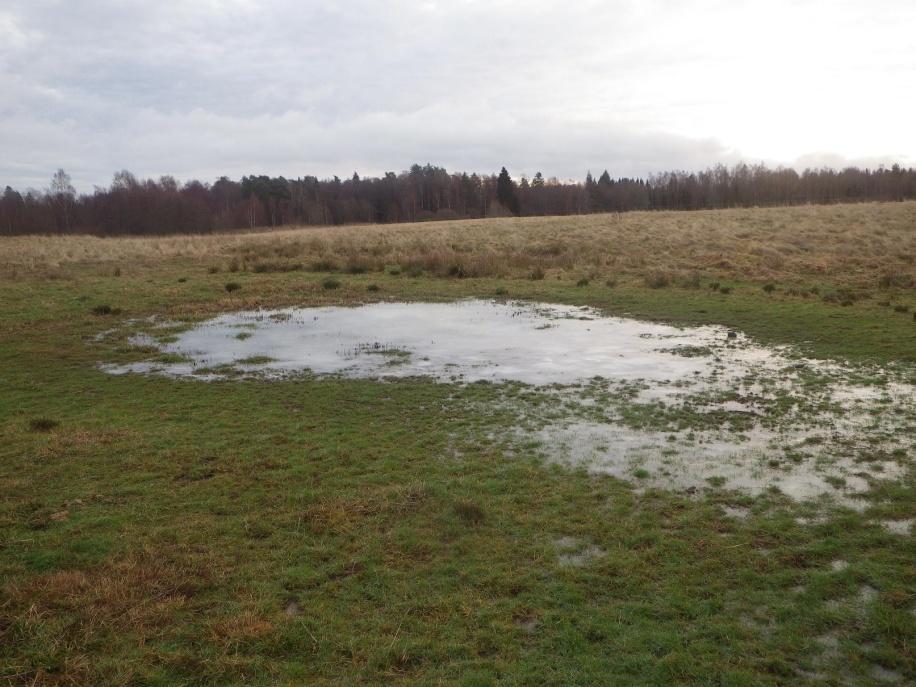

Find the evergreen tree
[[496, 167, 519, 214]]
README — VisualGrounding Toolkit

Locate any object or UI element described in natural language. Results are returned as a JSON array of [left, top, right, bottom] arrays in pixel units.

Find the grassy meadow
[[1, 203, 914, 685]]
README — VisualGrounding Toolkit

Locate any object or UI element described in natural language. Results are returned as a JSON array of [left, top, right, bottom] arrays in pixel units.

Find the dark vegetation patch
[[644, 270, 671, 289], [27, 417, 59, 432], [453, 500, 485, 525]]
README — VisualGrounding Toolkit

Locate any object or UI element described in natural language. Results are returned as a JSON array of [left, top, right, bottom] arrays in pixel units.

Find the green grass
[[0, 262, 913, 685]]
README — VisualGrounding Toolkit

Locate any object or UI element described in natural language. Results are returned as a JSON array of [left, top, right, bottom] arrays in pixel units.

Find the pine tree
[[496, 167, 519, 215]]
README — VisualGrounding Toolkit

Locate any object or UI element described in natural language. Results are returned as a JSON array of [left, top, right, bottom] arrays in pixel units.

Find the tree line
[[2, 162, 915, 236]]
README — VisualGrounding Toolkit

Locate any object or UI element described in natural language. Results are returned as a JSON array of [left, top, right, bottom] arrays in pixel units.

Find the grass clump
[[763, 283, 777, 293], [878, 270, 912, 289], [446, 263, 469, 278], [528, 267, 546, 280], [252, 261, 303, 273], [237, 356, 276, 365], [366, 284, 381, 292], [224, 282, 241, 293], [91, 304, 115, 315], [310, 258, 339, 272], [678, 271, 701, 288], [576, 277, 590, 287], [644, 270, 671, 289], [207, 265, 220, 274], [322, 277, 341, 290], [454, 500, 485, 526], [345, 258, 371, 274], [28, 417, 59, 432]]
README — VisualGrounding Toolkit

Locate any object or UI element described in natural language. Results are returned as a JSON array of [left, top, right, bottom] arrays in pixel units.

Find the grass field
[[1, 203, 914, 685]]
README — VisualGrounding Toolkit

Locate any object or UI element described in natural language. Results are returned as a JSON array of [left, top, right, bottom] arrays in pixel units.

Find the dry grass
[[2, 202, 914, 289], [0, 547, 212, 685], [301, 482, 430, 535]]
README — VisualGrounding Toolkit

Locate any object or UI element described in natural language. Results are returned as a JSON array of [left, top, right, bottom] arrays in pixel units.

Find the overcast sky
[[2, 0, 914, 192]]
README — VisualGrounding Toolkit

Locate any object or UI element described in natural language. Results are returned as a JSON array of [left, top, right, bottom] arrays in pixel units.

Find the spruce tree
[[496, 167, 519, 215]]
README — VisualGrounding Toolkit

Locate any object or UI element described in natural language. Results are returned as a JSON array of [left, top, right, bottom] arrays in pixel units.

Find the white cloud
[[1, 0, 913, 191]]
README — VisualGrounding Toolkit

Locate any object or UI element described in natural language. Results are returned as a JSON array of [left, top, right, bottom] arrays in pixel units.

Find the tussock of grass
[[310, 258, 339, 272], [251, 260, 303, 273], [644, 270, 672, 289], [453, 500, 485, 525], [27, 417, 59, 432]]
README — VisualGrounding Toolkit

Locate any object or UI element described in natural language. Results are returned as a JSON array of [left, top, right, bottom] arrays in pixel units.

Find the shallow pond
[[102, 299, 913, 504], [104, 299, 760, 384]]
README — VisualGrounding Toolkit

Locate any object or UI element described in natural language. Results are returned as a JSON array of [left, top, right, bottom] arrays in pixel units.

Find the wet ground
[[101, 299, 914, 505]]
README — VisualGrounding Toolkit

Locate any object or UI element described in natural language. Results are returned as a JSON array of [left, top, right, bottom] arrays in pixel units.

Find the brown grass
[[301, 482, 430, 535], [2, 202, 915, 289], [1, 547, 212, 685]]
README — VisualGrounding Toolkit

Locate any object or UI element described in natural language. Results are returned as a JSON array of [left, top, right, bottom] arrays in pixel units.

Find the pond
[[103, 299, 761, 384], [102, 299, 913, 503]]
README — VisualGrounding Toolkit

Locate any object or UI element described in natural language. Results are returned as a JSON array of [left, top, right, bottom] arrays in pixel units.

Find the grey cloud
[[1, 0, 912, 191]]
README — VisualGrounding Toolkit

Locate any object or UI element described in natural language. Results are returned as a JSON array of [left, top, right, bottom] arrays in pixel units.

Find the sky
[[1, 0, 915, 192]]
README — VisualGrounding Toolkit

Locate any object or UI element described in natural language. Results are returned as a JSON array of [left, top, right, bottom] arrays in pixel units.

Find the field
[[1, 202, 914, 686]]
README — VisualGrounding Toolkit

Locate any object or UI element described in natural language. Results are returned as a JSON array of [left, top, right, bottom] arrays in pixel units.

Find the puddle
[[554, 536, 606, 568], [722, 506, 751, 520], [880, 519, 912, 536], [102, 300, 744, 384], [523, 419, 906, 502], [869, 665, 903, 683], [101, 299, 914, 504]]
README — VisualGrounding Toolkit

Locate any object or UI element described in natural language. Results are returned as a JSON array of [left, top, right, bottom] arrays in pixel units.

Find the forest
[[2, 162, 916, 236]]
